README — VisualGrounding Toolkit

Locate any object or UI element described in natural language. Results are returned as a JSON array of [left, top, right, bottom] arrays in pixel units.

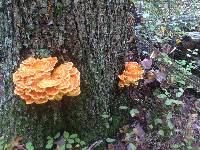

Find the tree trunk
[[0, 0, 130, 147]]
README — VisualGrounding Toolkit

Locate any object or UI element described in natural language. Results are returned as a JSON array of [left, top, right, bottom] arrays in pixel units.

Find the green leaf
[[158, 130, 164, 136], [80, 141, 86, 145], [176, 92, 183, 98], [186, 85, 193, 89], [0, 145, 3, 150], [75, 144, 80, 148], [119, 106, 128, 110], [63, 131, 69, 139], [69, 134, 78, 139], [197, 107, 200, 112], [172, 100, 183, 105], [176, 60, 186, 65], [106, 138, 116, 143], [104, 122, 110, 129], [157, 94, 167, 99], [130, 0, 137, 3], [164, 90, 171, 96], [45, 139, 53, 149], [60, 144, 65, 150], [129, 143, 136, 150], [75, 138, 81, 143], [167, 121, 174, 129], [26, 142, 34, 150], [179, 88, 184, 93], [47, 136, 52, 140], [4, 144, 10, 149], [101, 114, 110, 119], [172, 144, 180, 149], [66, 144, 72, 149], [187, 146, 193, 149], [0, 140, 5, 145], [192, 51, 198, 55], [109, 117, 112, 122], [177, 80, 185, 85], [165, 99, 173, 105], [54, 132, 60, 139], [130, 109, 139, 117], [186, 72, 192, 75], [165, 99, 183, 105], [67, 139, 74, 144], [149, 124, 153, 129], [154, 118, 163, 125], [166, 112, 172, 120], [143, 12, 150, 18]]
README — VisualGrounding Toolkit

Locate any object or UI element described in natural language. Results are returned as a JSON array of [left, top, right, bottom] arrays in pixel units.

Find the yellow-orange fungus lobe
[[118, 62, 144, 87], [66, 87, 81, 96], [13, 57, 81, 104]]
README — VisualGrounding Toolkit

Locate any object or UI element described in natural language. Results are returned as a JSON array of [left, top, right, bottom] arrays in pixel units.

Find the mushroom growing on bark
[[118, 62, 144, 88], [13, 57, 80, 104]]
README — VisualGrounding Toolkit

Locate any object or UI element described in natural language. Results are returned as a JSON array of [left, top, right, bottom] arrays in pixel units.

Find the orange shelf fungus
[[118, 62, 144, 88], [13, 57, 81, 104]]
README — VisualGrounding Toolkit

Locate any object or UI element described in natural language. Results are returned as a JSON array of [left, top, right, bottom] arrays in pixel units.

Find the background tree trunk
[[0, 0, 130, 147]]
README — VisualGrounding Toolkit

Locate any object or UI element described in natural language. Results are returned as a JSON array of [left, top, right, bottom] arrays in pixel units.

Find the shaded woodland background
[[1, 0, 200, 149]]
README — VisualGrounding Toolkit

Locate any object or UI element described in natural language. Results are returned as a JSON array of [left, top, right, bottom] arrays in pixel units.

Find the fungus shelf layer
[[13, 57, 81, 104], [118, 62, 144, 88]]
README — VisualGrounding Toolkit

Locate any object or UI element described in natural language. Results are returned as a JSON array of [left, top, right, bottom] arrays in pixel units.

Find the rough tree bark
[[0, 0, 130, 147]]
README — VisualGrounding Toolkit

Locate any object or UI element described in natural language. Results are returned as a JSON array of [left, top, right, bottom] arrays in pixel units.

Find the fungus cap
[[118, 61, 144, 87], [13, 57, 81, 104]]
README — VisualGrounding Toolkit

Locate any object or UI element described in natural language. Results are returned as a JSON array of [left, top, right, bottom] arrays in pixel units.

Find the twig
[[87, 140, 103, 150]]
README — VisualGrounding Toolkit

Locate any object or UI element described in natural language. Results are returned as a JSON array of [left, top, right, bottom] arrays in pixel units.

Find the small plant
[[0, 136, 32, 150], [0, 138, 10, 150], [119, 105, 139, 118], [26, 142, 34, 150], [156, 89, 183, 106], [101, 112, 112, 129], [130, 109, 139, 117], [157, 53, 173, 65], [45, 131, 86, 150]]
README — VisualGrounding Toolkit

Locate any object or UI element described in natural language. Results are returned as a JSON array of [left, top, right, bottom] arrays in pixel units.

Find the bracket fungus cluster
[[118, 62, 144, 88], [13, 57, 80, 104]]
